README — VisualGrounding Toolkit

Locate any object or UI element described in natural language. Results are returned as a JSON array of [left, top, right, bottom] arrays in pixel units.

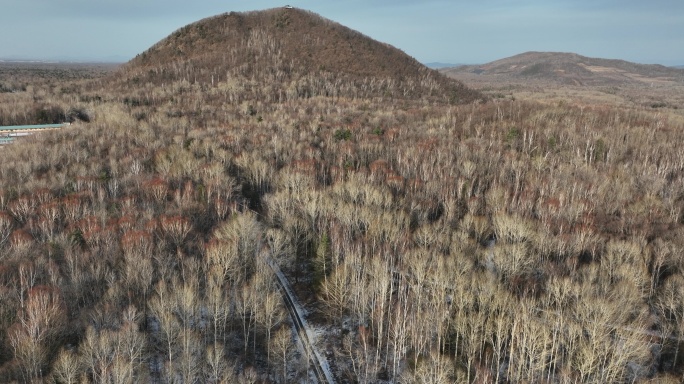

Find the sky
[[1, 0, 683, 66]]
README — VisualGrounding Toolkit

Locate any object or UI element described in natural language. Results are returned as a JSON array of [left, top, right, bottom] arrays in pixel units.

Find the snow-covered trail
[[265, 257, 336, 384]]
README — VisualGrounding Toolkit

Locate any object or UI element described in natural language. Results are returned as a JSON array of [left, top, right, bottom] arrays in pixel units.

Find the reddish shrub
[[10, 229, 33, 249]]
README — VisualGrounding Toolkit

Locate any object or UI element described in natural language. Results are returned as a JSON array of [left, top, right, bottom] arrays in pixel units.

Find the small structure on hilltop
[[284, 5, 293, 9]]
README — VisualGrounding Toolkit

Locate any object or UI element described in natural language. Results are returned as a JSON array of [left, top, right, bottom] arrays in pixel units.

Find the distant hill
[[0, 61, 118, 83], [112, 8, 481, 104], [0, 56, 127, 64], [673, 65, 684, 69], [442, 51, 684, 86], [424, 62, 465, 69]]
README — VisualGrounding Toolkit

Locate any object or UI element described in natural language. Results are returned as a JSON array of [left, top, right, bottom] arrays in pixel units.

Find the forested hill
[[108, 7, 482, 104]]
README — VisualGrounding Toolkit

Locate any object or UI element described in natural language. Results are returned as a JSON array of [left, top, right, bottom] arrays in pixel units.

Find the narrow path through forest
[[265, 257, 336, 384]]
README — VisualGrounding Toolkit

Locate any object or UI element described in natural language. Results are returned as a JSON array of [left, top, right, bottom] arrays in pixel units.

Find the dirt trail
[[265, 257, 335, 384]]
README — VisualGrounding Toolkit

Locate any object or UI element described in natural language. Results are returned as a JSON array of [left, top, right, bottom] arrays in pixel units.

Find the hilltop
[[111, 7, 481, 104], [443, 51, 684, 87]]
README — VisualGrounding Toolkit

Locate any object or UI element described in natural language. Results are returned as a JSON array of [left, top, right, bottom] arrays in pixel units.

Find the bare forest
[[1, 8, 684, 384]]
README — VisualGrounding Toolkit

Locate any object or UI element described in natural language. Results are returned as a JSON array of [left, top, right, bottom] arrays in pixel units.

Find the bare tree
[[148, 281, 181, 379], [9, 285, 66, 382], [205, 343, 233, 383], [158, 214, 192, 248], [0, 211, 12, 248], [236, 281, 257, 356], [270, 326, 294, 383], [214, 211, 262, 283], [52, 347, 82, 384]]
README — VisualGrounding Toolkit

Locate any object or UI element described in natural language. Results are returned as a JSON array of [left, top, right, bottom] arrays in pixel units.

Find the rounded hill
[[114, 7, 482, 103], [444, 51, 684, 87]]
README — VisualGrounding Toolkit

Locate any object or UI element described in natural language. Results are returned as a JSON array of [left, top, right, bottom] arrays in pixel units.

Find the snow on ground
[[266, 256, 336, 383]]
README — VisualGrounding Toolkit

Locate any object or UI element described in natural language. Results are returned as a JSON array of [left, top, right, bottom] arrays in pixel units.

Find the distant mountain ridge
[[442, 51, 684, 86], [424, 62, 466, 69], [0, 55, 128, 64], [111, 7, 481, 104]]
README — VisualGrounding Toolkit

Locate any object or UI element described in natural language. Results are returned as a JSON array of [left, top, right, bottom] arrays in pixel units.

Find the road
[[0, 123, 68, 145], [265, 257, 335, 384]]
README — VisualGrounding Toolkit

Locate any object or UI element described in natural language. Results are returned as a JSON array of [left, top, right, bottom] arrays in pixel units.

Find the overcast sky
[[1, 0, 682, 65]]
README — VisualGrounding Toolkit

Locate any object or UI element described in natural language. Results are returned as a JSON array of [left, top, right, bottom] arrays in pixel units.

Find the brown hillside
[[111, 7, 481, 103], [443, 51, 684, 86]]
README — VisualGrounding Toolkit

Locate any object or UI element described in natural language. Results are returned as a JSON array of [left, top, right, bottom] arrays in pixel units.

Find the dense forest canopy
[[1, 8, 684, 384]]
